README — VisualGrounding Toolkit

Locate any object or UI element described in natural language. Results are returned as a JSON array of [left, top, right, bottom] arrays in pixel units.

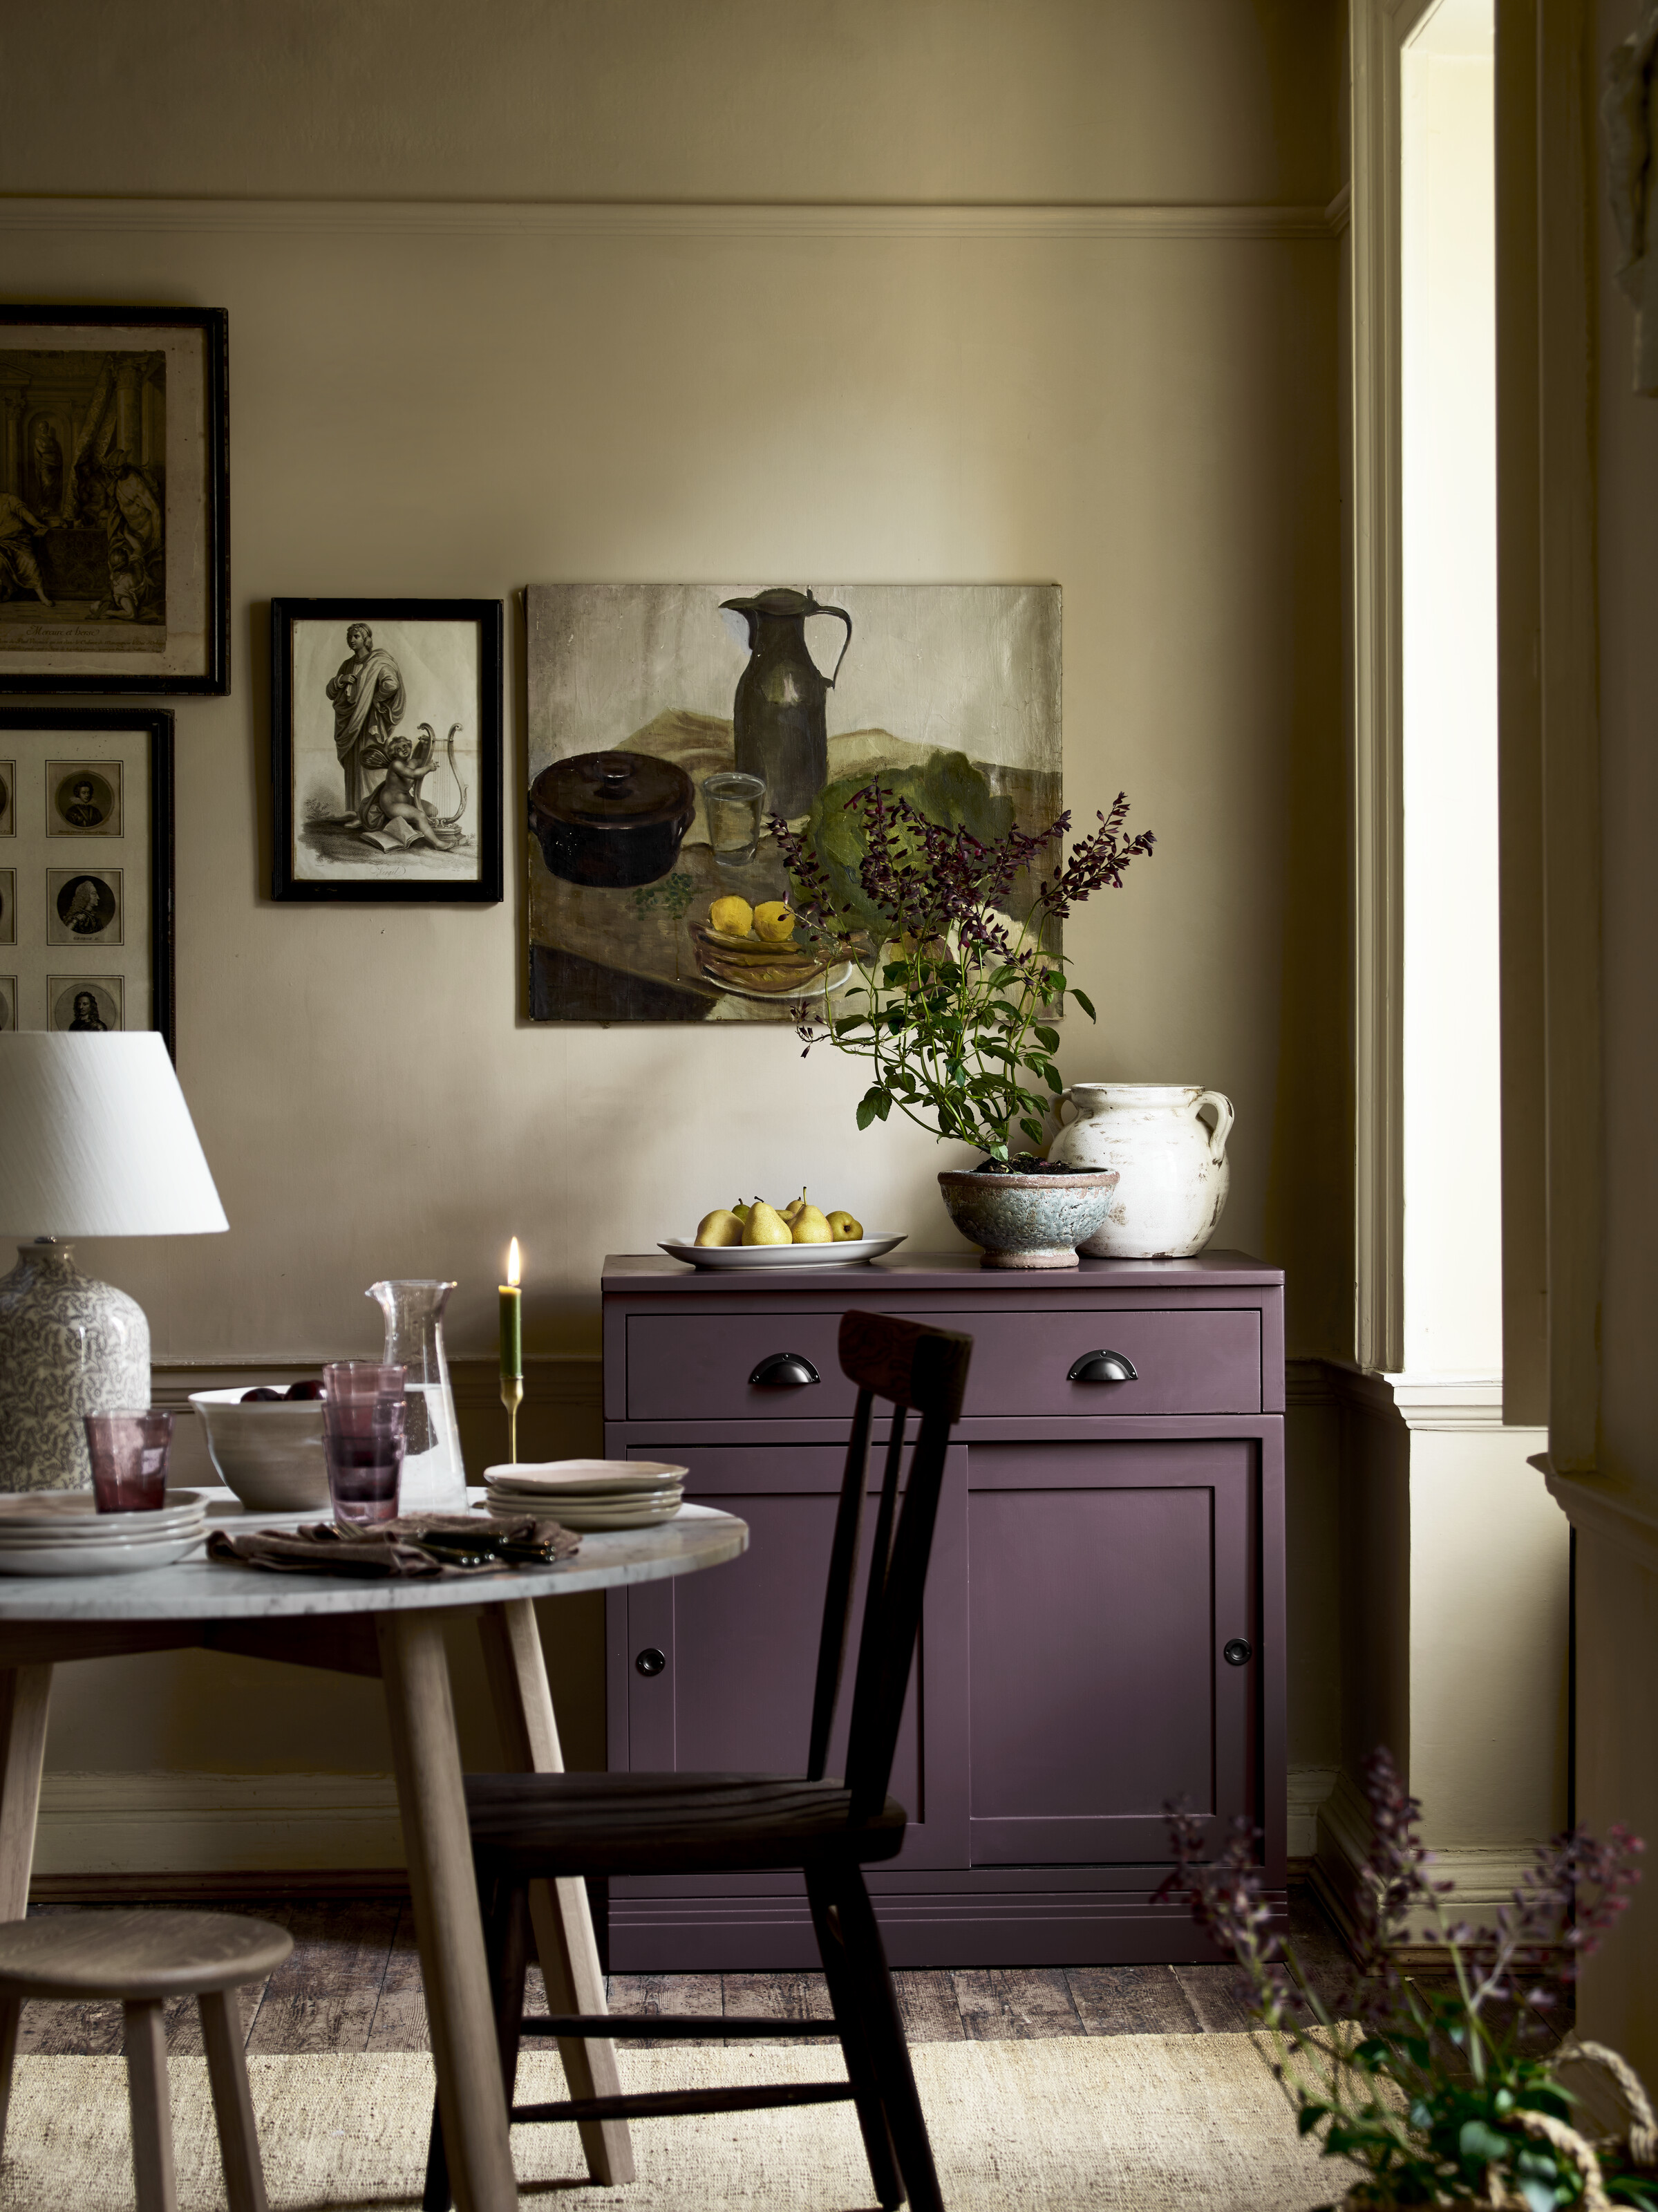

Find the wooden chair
[[0, 1907, 292, 2212], [425, 1308, 974, 2212]]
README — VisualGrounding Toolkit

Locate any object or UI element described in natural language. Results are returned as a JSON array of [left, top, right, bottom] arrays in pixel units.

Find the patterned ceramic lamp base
[[0, 1244, 150, 1492]]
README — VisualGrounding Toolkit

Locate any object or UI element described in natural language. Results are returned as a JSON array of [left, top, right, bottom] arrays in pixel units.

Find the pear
[[731, 1200, 753, 1228], [695, 1208, 744, 1248], [753, 901, 795, 944], [791, 1204, 833, 1244], [780, 1188, 808, 1225], [743, 1200, 793, 1246], [826, 1210, 864, 1242]]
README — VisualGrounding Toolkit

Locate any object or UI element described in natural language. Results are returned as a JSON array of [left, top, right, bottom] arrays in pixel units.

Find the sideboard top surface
[[603, 1248, 1283, 1295]]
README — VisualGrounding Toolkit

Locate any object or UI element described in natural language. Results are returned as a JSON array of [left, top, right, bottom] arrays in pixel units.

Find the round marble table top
[[0, 1494, 748, 1622]]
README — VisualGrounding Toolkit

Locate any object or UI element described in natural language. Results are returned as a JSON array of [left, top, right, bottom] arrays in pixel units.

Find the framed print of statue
[[0, 308, 229, 695], [0, 709, 175, 1051], [270, 598, 504, 905]]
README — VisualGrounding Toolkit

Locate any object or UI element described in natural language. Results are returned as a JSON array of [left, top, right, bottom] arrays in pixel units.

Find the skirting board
[[1312, 1767, 1543, 1969], [32, 1773, 406, 1878]]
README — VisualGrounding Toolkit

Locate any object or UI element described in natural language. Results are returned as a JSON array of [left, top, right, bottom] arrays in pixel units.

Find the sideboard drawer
[[927, 1306, 1262, 1417], [625, 1304, 1260, 1419], [626, 1313, 861, 1421]]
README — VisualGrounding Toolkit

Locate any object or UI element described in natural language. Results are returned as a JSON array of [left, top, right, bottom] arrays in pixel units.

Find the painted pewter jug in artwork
[[719, 588, 853, 822], [1048, 1084, 1234, 1258]]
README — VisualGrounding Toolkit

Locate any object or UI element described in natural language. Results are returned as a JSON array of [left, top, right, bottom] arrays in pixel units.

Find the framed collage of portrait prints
[[0, 709, 173, 1049], [0, 306, 229, 696]]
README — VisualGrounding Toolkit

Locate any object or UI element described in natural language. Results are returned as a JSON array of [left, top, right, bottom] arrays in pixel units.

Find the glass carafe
[[366, 1280, 467, 1512]]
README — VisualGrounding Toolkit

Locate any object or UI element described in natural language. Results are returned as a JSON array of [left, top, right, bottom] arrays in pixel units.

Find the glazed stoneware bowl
[[936, 1167, 1120, 1270], [188, 1387, 330, 1511]]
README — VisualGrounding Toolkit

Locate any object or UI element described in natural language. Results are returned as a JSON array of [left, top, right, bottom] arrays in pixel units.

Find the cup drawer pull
[[1066, 1349, 1139, 1385], [748, 1352, 822, 1389]]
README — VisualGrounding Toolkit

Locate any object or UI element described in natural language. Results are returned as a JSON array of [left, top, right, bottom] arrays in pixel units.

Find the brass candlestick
[[500, 1373, 523, 1463]]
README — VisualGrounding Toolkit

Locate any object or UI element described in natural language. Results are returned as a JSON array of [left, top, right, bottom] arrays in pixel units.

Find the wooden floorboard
[[953, 1967, 1085, 2041], [10, 1886, 1372, 2055]]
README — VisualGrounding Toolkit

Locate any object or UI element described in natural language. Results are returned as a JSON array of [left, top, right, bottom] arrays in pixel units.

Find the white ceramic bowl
[[188, 1387, 330, 1512]]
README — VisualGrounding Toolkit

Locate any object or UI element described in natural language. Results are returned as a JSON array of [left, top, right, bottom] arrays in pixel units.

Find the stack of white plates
[[0, 1490, 209, 1577], [482, 1461, 688, 1532]]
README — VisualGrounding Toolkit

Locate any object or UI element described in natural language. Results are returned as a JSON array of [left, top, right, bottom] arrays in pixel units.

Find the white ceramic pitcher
[[1048, 1083, 1234, 1258]]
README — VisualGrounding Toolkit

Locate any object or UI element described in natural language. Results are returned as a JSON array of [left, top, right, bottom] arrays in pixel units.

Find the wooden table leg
[[0, 1666, 51, 1923], [377, 1611, 518, 2212], [478, 1599, 635, 2188]]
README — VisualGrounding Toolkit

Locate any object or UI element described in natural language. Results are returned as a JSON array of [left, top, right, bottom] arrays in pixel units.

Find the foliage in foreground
[[1160, 1751, 1653, 2210]]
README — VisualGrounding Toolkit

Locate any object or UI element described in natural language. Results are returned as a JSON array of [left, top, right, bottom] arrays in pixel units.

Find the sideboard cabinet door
[[614, 1444, 969, 1871], [965, 1440, 1260, 1866]]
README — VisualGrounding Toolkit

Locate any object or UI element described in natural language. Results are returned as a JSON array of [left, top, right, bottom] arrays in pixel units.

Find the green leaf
[[1034, 1026, 1060, 1051], [1019, 1118, 1044, 1145], [1458, 2121, 1510, 2166], [1044, 1062, 1065, 1093], [873, 1093, 892, 1121], [856, 1098, 876, 1131], [1073, 988, 1098, 1022]]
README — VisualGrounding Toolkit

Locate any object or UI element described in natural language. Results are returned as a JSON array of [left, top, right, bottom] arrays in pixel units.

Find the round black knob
[[748, 1352, 822, 1389], [634, 1647, 667, 1678], [1223, 1638, 1253, 1667], [1066, 1349, 1139, 1385]]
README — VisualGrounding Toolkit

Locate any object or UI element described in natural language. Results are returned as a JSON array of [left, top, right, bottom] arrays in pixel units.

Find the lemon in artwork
[[753, 902, 795, 944], [709, 896, 754, 938]]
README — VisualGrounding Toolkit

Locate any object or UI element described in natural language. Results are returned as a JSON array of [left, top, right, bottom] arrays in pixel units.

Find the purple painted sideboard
[[601, 1249, 1285, 1971]]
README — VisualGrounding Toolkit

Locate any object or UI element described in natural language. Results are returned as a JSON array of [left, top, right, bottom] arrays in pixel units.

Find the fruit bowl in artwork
[[188, 1388, 330, 1511]]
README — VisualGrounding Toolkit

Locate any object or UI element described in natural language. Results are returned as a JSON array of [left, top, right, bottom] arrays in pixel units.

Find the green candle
[[499, 1236, 522, 1380]]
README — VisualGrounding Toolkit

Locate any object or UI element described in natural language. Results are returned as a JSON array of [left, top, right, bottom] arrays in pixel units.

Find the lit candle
[[499, 1237, 522, 1380]]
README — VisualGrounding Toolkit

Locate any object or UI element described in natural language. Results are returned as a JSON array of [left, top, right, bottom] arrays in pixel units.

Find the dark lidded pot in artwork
[[529, 751, 697, 889]]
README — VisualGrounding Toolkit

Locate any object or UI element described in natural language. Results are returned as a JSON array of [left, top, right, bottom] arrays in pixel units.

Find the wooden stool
[[0, 1908, 292, 2212]]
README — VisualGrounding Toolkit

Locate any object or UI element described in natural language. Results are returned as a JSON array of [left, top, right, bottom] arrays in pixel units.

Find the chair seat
[[0, 1910, 292, 2002], [463, 1771, 909, 1877]]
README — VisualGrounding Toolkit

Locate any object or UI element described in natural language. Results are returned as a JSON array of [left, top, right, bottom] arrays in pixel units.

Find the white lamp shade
[[0, 1033, 228, 1239]]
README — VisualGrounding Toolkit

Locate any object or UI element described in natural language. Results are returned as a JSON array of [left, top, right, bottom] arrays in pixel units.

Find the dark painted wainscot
[[601, 1249, 1285, 1971]]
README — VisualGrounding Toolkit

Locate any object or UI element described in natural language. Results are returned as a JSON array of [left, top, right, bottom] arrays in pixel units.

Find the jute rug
[[0, 2039, 1350, 2211]]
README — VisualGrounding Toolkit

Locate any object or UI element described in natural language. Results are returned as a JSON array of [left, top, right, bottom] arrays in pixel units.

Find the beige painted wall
[[0, 0, 1341, 207], [0, 0, 1350, 1842]]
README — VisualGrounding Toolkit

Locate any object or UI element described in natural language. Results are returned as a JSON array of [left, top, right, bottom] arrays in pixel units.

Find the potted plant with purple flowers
[[1161, 1750, 1657, 2210], [771, 775, 1156, 1268]]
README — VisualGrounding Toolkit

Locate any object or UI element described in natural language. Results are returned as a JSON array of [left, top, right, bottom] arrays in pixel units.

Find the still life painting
[[524, 582, 1062, 1022], [270, 598, 504, 905], [0, 308, 228, 695]]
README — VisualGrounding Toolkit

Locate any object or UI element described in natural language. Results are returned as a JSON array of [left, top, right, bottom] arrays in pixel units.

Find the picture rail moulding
[[0, 195, 1347, 243]]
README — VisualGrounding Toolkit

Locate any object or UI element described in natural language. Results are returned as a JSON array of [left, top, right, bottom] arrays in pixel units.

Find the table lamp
[[0, 1033, 228, 1492]]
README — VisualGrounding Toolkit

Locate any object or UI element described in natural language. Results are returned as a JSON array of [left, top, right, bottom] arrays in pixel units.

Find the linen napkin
[[206, 1512, 580, 1579]]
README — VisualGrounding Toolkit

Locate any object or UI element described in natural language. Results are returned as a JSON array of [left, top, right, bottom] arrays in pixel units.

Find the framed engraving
[[0, 711, 173, 1048], [271, 597, 503, 904], [46, 760, 122, 836], [0, 306, 228, 695]]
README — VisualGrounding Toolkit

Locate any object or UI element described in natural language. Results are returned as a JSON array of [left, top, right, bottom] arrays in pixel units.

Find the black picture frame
[[270, 598, 504, 905], [0, 707, 175, 1053], [0, 306, 229, 695]]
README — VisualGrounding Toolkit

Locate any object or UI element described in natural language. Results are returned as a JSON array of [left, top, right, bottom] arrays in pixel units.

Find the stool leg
[[0, 1991, 21, 2159], [124, 1998, 178, 2212], [200, 1989, 268, 2212]]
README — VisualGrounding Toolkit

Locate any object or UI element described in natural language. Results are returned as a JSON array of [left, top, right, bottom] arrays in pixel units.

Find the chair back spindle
[[803, 1312, 972, 1815]]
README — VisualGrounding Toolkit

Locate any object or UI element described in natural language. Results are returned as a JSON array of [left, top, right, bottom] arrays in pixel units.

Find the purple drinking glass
[[84, 1409, 174, 1513], [322, 1362, 408, 1527]]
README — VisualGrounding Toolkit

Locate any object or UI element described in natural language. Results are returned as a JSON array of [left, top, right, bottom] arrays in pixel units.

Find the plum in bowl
[[188, 1385, 329, 1512]]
